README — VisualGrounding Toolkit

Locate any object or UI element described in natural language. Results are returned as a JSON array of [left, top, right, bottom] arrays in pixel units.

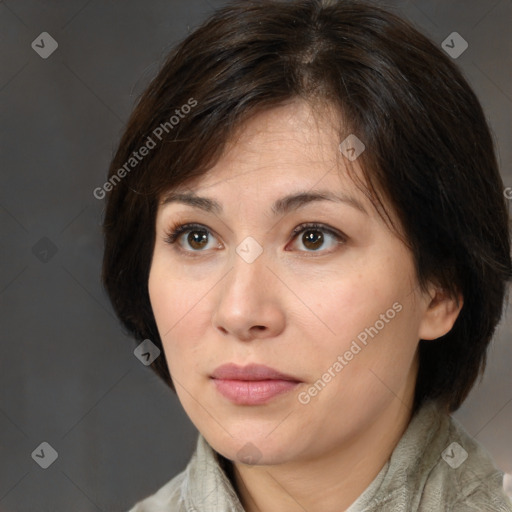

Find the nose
[[211, 249, 286, 342]]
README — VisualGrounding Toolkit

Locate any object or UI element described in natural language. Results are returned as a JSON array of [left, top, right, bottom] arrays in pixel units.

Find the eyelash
[[163, 222, 347, 257]]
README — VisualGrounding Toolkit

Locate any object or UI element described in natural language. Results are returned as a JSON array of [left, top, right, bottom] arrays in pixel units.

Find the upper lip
[[211, 363, 300, 382]]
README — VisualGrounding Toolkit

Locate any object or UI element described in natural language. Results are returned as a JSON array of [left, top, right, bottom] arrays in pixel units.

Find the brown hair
[[101, 0, 512, 413]]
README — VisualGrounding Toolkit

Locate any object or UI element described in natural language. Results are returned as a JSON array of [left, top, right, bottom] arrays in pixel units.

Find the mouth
[[210, 363, 302, 405]]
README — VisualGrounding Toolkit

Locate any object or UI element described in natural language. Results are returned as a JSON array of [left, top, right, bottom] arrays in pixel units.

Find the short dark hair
[[102, 0, 512, 413]]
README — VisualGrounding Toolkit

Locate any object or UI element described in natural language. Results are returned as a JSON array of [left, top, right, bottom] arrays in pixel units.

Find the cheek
[[148, 264, 173, 333], [149, 258, 201, 332], [300, 267, 400, 341], [148, 264, 186, 356], [330, 296, 419, 400], [148, 261, 212, 370], [303, 253, 419, 369]]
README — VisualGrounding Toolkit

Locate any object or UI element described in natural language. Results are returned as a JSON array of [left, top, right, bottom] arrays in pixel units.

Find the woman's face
[[148, 100, 436, 466]]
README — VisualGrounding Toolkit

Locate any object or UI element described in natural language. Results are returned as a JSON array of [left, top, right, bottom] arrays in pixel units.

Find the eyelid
[[289, 222, 347, 244], [163, 222, 222, 258], [164, 222, 214, 244], [285, 222, 347, 255]]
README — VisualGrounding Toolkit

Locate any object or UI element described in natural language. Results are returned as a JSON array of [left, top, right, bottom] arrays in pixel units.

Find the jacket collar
[[180, 401, 508, 511]]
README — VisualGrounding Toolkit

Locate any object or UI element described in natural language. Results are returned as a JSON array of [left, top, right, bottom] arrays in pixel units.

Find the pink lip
[[210, 363, 301, 405]]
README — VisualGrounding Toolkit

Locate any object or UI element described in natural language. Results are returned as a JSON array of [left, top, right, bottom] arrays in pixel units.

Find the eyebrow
[[161, 189, 368, 216]]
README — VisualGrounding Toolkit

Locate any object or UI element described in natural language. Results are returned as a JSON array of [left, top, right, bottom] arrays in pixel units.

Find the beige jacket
[[127, 401, 512, 511]]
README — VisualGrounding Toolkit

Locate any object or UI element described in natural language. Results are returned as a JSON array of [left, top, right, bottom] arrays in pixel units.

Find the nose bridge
[[225, 238, 269, 303], [212, 238, 285, 338]]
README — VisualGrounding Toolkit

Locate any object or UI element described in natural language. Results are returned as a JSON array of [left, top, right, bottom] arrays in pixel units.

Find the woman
[[102, 0, 512, 510]]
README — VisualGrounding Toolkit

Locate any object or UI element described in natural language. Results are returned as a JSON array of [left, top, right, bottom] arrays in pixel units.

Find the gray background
[[0, 0, 511, 510]]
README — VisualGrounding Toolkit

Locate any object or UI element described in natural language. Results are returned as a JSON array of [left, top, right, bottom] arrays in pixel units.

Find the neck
[[230, 391, 415, 512]]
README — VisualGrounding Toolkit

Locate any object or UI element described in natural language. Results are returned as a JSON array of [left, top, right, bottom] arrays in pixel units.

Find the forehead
[[217, 100, 342, 169], [171, 100, 363, 197], [157, 100, 403, 238]]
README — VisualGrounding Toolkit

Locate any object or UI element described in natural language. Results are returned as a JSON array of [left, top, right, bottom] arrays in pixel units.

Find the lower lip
[[212, 379, 300, 405]]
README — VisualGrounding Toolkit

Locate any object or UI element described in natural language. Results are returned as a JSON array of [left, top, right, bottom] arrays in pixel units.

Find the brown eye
[[187, 230, 209, 250], [289, 222, 346, 253], [302, 229, 324, 250], [164, 223, 221, 253]]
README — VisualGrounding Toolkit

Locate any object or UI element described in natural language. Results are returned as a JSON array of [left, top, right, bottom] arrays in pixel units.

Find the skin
[[148, 99, 462, 512]]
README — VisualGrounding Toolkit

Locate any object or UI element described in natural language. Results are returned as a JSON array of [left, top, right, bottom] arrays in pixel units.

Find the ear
[[418, 284, 463, 341]]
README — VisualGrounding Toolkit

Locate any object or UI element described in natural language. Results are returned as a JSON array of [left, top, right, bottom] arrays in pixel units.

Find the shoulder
[[125, 433, 244, 512], [362, 401, 512, 511], [126, 470, 187, 512], [416, 405, 512, 511]]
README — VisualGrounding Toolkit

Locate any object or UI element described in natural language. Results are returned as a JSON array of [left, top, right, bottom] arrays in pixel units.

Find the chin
[[204, 425, 299, 465]]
